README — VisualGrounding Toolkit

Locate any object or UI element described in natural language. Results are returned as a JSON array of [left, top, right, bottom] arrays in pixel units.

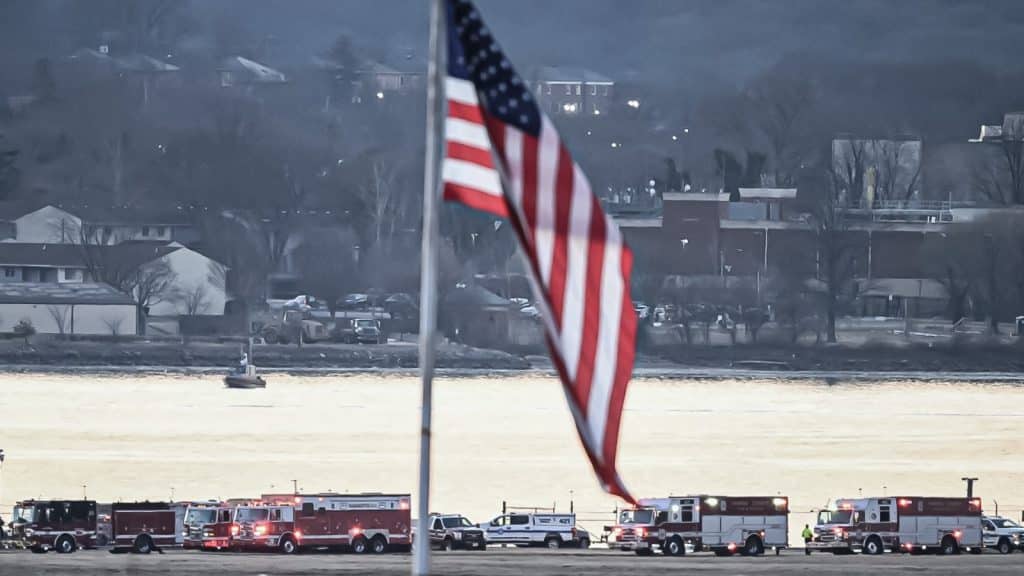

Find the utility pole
[[961, 477, 978, 498]]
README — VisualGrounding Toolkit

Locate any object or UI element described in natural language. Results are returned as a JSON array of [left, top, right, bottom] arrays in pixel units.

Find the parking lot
[[1, 548, 1022, 575]]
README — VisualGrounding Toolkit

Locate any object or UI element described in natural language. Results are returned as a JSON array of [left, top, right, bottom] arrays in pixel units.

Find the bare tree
[[179, 284, 210, 316], [805, 167, 860, 343], [358, 159, 399, 253], [832, 138, 868, 207], [103, 316, 125, 338], [46, 305, 70, 338], [873, 139, 922, 202], [973, 114, 1024, 205], [745, 73, 815, 186], [73, 224, 177, 335]]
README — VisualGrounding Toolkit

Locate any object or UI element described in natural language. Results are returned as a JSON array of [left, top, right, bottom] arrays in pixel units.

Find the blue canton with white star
[[447, 0, 541, 137]]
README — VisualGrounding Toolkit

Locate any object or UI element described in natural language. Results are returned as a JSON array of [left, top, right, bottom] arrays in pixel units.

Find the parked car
[[983, 515, 1024, 554], [385, 293, 419, 320], [426, 514, 486, 551], [333, 318, 385, 344], [338, 293, 369, 310], [478, 513, 589, 549]]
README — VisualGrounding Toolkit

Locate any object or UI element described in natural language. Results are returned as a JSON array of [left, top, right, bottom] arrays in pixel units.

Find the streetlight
[[610, 142, 619, 149], [375, 91, 384, 100], [626, 99, 640, 109]]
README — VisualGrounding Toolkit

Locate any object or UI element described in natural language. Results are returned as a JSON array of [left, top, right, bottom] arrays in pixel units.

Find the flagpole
[[414, 0, 445, 574]]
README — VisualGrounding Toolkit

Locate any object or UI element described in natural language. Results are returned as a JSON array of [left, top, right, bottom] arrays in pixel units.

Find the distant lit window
[[575, 85, 581, 95]]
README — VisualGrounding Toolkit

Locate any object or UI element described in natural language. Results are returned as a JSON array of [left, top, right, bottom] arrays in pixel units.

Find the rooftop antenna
[[292, 479, 298, 495], [82, 484, 88, 499]]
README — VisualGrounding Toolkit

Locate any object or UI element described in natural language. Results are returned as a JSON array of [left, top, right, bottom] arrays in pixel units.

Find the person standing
[[802, 524, 814, 555]]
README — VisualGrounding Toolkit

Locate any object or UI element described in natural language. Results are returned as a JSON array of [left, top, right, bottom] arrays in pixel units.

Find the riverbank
[[0, 337, 530, 371], [1, 336, 1023, 378]]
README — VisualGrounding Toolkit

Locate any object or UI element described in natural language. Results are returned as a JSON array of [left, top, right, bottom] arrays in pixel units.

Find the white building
[[0, 282, 137, 336]]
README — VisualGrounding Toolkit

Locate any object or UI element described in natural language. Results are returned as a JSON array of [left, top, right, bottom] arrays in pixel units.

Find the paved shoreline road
[[1, 549, 1022, 575]]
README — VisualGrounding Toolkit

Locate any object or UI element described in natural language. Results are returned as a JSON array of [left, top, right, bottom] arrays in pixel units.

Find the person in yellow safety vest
[[802, 524, 814, 555]]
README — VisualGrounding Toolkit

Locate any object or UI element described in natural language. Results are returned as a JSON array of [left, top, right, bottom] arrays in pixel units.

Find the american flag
[[440, 0, 637, 502]]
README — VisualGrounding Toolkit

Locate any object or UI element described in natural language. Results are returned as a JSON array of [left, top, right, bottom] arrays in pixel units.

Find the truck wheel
[[133, 535, 153, 554], [545, 536, 561, 549], [370, 536, 387, 554], [940, 535, 959, 555], [578, 538, 590, 550], [664, 537, 685, 556], [442, 538, 454, 551], [997, 537, 1012, 554], [864, 536, 884, 556], [351, 536, 368, 554], [279, 536, 298, 554], [743, 535, 764, 556], [95, 533, 109, 547], [56, 535, 76, 554]]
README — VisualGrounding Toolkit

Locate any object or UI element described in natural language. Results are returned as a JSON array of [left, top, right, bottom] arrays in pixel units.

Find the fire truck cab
[[808, 497, 983, 555], [110, 502, 183, 553], [8, 500, 97, 553], [183, 502, 234, 550], [610, 495, 789, 556], [231, 493, 412, 554]]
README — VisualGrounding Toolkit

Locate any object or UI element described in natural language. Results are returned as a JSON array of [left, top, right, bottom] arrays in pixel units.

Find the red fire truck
[[110, 502, 183, 553], [8, 500, 97, 553], [808, 497, 983, 555], [182, 501, 235, 550], [231, 493, 412, 554], [610, 496, 790, 556]]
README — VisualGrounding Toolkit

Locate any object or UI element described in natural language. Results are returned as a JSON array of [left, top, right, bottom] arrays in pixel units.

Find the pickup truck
[[426, 514, 486, 551], [334, 318, 385, 344], [983, 515, 1024, 554]]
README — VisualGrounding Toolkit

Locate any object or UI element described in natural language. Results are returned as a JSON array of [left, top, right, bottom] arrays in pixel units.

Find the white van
[[479, 513, 587, 548]]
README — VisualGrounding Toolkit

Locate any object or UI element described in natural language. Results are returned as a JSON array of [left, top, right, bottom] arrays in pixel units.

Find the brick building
[[617, 189, 980, 316]]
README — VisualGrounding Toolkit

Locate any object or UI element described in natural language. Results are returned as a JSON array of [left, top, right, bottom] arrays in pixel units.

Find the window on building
[[575, 85, 581, 95], [545, 84, 551, 95], [142, 226, 151, 237], [590, 84, 597, 95], [63, 269, 80, 281], [157, 226, 167, 237], [3, 267, 14, 278], [603, 85, 609, 96], [564, 85, 571, 95]]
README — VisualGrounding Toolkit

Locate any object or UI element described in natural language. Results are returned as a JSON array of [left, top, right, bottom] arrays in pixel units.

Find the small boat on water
[[224, 344, 266, 389]]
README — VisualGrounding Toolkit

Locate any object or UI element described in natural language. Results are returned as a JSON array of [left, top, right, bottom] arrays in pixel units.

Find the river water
[[1, 373, 1023, 545]]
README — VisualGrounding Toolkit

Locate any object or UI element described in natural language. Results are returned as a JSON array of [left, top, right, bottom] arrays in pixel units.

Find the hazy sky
[[190, 0, 1024, 85], [3, 0, 1023, 92]]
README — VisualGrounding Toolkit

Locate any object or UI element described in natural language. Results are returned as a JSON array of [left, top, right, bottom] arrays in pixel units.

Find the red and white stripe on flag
[[440, 71, 638, 502]]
